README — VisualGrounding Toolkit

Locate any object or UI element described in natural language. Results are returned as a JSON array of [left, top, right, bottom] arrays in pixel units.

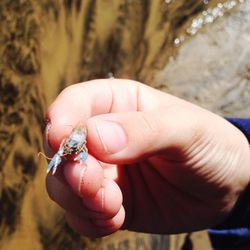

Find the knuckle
[[138, 112, 158, 134]]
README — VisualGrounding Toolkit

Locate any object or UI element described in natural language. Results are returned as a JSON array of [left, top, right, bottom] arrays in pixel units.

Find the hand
[[45, 79, 250, 237]]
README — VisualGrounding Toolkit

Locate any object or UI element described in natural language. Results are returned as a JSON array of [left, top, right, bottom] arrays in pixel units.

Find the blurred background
[[0, 0, 249, 249]]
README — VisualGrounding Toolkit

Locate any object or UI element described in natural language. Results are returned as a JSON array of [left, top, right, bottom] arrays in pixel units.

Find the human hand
[[45, 79, 250, 237]]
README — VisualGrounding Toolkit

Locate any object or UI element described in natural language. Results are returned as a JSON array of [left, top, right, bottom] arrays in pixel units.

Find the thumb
[[86, 106, 201, 164]]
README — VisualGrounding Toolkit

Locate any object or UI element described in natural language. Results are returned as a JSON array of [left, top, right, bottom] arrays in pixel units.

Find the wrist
[[214, 118, 250, 229]]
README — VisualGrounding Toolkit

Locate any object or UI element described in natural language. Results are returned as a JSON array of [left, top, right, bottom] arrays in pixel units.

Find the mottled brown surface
[[0, 0, 248, 249]]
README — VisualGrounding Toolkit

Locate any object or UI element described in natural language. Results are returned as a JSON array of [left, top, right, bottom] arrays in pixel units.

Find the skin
[[45, 79, 250, 237]]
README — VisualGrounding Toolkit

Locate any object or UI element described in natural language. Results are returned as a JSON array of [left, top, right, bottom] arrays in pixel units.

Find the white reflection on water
[[174, 0, 245, 46]]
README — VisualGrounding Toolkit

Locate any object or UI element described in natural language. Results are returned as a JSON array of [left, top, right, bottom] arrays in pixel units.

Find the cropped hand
[[45, 79, 250, 237]]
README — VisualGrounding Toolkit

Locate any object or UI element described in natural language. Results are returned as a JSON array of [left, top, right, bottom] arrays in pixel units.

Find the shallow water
[[155, 0, 250, 117]]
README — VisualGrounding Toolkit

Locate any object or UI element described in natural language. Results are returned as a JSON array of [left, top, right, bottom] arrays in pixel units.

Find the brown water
[[0, 0, 247, 249]]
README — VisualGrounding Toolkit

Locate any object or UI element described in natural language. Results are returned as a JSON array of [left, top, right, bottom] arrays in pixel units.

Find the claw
[[47, 153, 62, 175], [74, 151, 88, 164], [47, 160, 54, 174]]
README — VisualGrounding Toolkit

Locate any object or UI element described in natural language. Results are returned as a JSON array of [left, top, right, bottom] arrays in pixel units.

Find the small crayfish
[[47, 126, 88, 175]]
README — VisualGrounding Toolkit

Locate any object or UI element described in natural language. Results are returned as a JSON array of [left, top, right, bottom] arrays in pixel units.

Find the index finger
[[45, 79, 165, 150], [46, 79, 135, 149]]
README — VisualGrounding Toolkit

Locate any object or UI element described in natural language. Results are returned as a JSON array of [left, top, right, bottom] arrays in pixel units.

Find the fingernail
[[45, 122, 52, 146], [95, 120, 127, 154], [63, 162, 87, 197], [78, 164, 87, 197], [82, 187, 104, 213], [43, 117, 50, 133]]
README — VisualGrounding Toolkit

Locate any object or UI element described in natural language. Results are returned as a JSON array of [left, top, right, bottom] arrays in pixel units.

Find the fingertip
[[65, 206, 125, 237], [102, 179, 123, 217], [44, 122, 75, 150], [63, 155, 104, 198], [92, 205, 125, 229], [45, 93, 90, 150], [82, 178, 123, 219]]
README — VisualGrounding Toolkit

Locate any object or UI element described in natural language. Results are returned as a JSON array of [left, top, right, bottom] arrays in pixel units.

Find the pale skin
[[45, 79, 250, 237]]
